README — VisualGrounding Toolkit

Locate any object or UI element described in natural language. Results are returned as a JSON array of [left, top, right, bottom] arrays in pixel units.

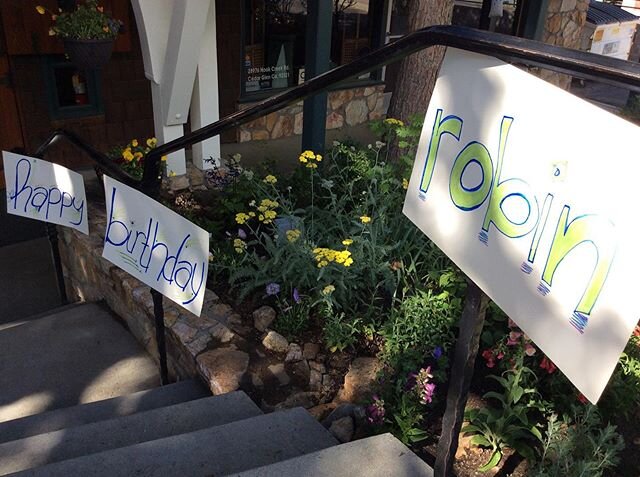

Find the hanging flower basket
[[63, 38, 115, 70]]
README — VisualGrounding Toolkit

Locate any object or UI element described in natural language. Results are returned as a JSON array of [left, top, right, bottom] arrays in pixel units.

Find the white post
[[191, 0, 221, 170]]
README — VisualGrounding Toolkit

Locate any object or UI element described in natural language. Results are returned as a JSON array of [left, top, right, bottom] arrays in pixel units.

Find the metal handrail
[[141, 24, 640, 189]]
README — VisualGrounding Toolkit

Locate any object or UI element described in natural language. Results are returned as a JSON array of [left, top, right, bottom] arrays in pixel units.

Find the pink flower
[[481, 349, 495, 368], [524, 343, 536, 356], [507, 331, 522, 346], [540, 356, 557, 374], [508, 318, 518, 329]]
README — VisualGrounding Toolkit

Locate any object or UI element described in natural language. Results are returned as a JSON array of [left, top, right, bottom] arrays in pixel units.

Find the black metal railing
[[36, 26, 640, 443]]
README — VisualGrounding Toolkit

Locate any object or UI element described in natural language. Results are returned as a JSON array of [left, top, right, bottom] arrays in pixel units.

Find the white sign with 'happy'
[[404, 48, 640, 403], [3, 151, 88, 234]]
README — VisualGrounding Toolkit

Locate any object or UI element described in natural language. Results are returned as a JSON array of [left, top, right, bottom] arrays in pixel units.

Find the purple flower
[[419, 382, 437, 404], [265, 283, 280, 296], [433, 346, 443, 360], [292, 288, 301, 303], [366, 395, 385, 425], [238, 228, 247, 240]]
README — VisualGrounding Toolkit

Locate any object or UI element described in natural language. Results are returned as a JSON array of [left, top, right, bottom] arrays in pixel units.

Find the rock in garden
[[268, 363, 291, 386], [309, 360, 325, 373], [285, 343, 303, 362], [308, 403, 338, 421], [303, 342, 320, 360], [336, 357, 382, 403], [262, 330, 289, 354], [253, 305, 276, 331], [309, 369, 322, 391], [288, 360, 310, 388], [275, 391, 321, 410], [196, 348, 249, 395], [329, 416, 355, 443]]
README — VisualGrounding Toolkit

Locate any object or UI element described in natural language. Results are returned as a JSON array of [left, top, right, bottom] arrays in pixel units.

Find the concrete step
[[0, 380, 209, 445], [231, 433, 434, 477], [0, 392, 261, 475], [0, 303, 159, 423], [12, 407, 338, 477]]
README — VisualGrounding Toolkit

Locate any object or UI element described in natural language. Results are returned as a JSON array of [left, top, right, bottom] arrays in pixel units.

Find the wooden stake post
[[434, 280, 489, 476]]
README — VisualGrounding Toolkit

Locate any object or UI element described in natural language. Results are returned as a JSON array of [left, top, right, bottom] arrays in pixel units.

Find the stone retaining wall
[[237, 85, 386, 142]]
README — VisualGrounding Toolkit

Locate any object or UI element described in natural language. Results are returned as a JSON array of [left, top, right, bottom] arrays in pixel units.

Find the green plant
[[322, 311, 361, 353], [391, 393, 429, 445], [463, 362, 543, 471], [530, 406, 624, 477], [272, 287, 312, 338], [37, 1, 122, 40], [380, 271, 463, 371]]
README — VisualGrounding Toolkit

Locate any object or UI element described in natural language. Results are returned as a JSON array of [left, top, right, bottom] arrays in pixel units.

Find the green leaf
[[478, 450, 502, 472], [470, 435, 492, 447]]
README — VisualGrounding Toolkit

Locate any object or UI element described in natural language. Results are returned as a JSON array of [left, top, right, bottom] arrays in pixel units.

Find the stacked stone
[[239, 85, 386, 142], [540, 0, 590, 89]]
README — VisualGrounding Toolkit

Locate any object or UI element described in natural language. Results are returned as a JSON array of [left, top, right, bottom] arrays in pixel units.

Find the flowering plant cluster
[[37, 1, 122, 40], [107, 137, 165, 180]]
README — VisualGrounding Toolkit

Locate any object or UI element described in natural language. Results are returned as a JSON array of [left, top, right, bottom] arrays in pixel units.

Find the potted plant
[[36, 1, 123, 70]]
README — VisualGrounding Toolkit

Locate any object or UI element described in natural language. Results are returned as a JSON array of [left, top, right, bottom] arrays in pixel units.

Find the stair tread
[[0, 380, 209, 445], [0, 303, 159, 423], [230, 433, 434, 477], [0, 392, 262, 475], [11, 407, 338, 477]]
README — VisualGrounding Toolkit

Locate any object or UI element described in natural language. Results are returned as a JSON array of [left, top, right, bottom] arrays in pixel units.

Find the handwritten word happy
[[8, 157, 85, 227]]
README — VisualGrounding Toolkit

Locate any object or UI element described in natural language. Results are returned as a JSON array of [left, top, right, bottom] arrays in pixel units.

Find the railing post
[[45, 222, 68, 306], [434, 280, 489, 476], [151, 288, 169, 385]]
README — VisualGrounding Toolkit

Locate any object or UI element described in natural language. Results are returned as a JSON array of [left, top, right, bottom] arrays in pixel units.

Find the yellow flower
[[36, 6, 46, 15], [316, 154, 323, 162], [133, 152, 143, 160], [342, 239, 353, 246], [402, 178, 409, 190], [131, 139, 138, 147], [248, 211, 256, 218], [322, 285, 335, 295], [122, 149, 134, 162], [286, 229, 301, 243], [317, 260, 329, 268], [48, 28, 56, 36], [360, 215, 371, 224], [103, 26, 110, 33], [233, 238, 246, 254], [161, 156, 167, 162], [263, 174, 277, 184], [306, 162, 318, 169], [235, 212, 250, 224], [299, 150, 316, 164], [344, 257, 353, 267], [147, 137, 158, 148], [384, 118, 404, 127]]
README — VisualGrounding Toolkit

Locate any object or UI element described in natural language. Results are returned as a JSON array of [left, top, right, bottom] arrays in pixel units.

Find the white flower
[[321, 179, 334, 189], [375, 141, 386, 149], [243, 170, 254, 180], [332, 140, 341, 147]]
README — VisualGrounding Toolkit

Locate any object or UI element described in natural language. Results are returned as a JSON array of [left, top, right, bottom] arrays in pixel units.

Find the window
[[241, 0, 386, 97], [43, 57, 103, 120]]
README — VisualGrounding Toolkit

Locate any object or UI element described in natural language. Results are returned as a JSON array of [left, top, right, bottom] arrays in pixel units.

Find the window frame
[[42, 56, 104, 121], [239, 0, 389, 101]]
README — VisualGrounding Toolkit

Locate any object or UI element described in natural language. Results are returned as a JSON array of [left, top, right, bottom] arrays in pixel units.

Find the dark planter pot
[[63, 39, 114, 70]]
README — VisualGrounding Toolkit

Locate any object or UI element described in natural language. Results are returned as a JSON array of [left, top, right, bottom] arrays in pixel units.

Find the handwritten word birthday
[[104, 187, 206, 306]]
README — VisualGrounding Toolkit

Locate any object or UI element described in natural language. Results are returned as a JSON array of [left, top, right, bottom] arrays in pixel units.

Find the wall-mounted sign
[[404, 48, 640, 403], [3, 151, 88, 234], [102, 176, 210, 316]]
